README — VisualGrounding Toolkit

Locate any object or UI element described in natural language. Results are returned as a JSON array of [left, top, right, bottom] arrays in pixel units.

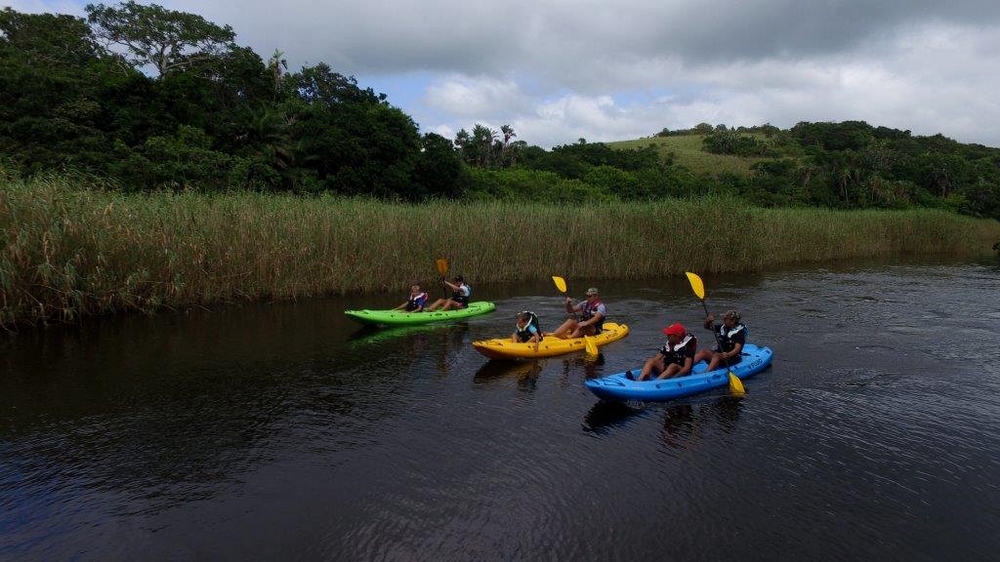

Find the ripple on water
[[3, 262, 1000, 561]]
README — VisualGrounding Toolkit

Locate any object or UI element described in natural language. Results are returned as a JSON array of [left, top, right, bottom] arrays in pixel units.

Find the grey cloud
[[10, 0, 1000, 147]]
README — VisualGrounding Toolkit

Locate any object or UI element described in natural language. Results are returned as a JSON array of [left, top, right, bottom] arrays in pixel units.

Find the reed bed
[[2, 177, 998, 328]]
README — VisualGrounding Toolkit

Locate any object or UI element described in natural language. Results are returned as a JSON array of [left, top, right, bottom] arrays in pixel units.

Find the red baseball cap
[[662, 323, 686, 337]]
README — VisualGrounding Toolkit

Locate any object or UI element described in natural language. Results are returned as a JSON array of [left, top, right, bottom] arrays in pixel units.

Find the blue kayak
[[584, 344, 773, 402]]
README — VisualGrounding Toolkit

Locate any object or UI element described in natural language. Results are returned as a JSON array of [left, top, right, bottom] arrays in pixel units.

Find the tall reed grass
[[2, 177, 998, 327]]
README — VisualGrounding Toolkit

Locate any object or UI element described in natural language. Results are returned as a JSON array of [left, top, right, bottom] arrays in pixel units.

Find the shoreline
[[3, 179, 998, 329]]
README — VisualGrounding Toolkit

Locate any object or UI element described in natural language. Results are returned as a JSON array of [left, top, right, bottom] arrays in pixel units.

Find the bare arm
[[678, 356, 693, 376], [723, 341, 743, 359], [581, 310, 604, 328]]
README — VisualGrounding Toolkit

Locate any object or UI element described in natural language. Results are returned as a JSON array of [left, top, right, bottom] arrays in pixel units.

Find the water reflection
[[659, 403, 696, 447], [346, 323, 472, 375], [346, 323, 441, 344], [582, 400, 645, 432], [4, 259, 1000, 562], [659, 397, 743, 449], [558, 352, 606, 385], [582, 395, 744, 450], [473, 359, 541, 381], [435, 324, 471, 375], [473, 360, 543, 391]]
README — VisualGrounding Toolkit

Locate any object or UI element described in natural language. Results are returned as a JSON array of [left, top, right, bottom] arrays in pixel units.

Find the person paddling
[[425, 275, 471, 311], [693, 309, 746, 371], [551, 287, 606, 339]]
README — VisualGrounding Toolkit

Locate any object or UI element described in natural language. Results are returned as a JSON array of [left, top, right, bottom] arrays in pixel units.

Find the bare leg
[[656, 363, 683, 379], [637, 354, 664, 381], [551, 318, 578, 339], [693, 349, 713, 365], [706, 353, 722, 371]]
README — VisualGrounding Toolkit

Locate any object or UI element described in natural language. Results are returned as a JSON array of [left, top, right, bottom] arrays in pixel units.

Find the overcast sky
[[8, 0, 1000, 149]]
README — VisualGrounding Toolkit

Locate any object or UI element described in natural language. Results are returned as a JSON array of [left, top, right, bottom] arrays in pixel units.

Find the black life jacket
[[515, 310, 543, 342], [659, 334, 697, 366], [452, 283, 471, 306], [715, 322, 747, 352]]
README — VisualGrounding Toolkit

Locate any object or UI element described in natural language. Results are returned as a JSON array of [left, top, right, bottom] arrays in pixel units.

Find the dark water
[[2, 259, 999, 561]]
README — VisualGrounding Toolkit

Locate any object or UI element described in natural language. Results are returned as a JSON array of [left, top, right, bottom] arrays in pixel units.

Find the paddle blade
[[436, 258, 449, 277], [584, 335, 598, 356], [685, 271, 705, 300], [552, 275, 567, 294], [728, 372, 746, 395]]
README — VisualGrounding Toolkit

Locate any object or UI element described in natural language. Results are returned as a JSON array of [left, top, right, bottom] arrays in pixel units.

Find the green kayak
[[344, 301, 497, 327]]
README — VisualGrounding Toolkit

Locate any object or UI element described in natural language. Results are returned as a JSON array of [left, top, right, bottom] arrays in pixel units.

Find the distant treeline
[[665, 122, 1000, 219], [2, 3, 999, 220]]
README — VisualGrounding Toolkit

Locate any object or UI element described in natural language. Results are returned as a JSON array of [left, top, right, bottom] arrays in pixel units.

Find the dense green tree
[[290, 63, 384, 105], [0, 9, 111, 172], [583, 165, 636, 199], [284, 63, 420, 197], [791, 120, 874, 152], [955, 159, 1000, 218], [412, 133, 468, 200], [703, 127, 775, 157], [108, 124, 232, 190], [85, 1, 236, 77]]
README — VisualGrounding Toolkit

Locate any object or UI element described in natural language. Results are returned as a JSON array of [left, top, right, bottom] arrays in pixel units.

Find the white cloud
[[4, 0, 84, 15], [424, 77, 525, 119]]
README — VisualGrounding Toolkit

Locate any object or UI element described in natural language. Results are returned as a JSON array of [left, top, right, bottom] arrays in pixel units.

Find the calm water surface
[[2, 259, 999, 561]]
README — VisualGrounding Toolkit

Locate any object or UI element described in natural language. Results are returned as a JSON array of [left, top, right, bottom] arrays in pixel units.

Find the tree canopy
[[2, 4, 1000, 220], [85, 1, 236, 77]]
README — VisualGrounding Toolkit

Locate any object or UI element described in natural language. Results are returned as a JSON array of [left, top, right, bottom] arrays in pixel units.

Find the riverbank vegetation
[[4, 4, 1000, 220], [3, 176, 998, 329], [3, 3, 1000, 329]]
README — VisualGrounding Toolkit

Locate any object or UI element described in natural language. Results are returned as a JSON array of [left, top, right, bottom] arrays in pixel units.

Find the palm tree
[[243, 106, 294, 171], [454, 129, 472, 164], [500, 124, 516, 167], [267, 49, 288, 98], [471, 124, 498, 167]]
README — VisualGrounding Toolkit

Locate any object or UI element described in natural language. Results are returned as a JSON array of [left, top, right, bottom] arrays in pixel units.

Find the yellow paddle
[[436, 258, 449, 298], [684, 271, 746, 395], [552, 276, 599, 355]]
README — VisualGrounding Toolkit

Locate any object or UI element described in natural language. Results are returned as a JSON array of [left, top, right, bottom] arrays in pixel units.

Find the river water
[[2, 258, 999, 561]]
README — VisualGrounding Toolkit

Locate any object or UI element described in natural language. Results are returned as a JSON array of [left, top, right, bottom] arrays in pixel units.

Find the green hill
[[606, 134, 776, 176]]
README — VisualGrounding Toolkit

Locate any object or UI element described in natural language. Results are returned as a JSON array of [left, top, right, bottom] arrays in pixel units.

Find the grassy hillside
[[606, 134, 776, 176]]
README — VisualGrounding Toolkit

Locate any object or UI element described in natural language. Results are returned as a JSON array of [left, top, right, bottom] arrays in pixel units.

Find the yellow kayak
[[472, 322, 630, 359]]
